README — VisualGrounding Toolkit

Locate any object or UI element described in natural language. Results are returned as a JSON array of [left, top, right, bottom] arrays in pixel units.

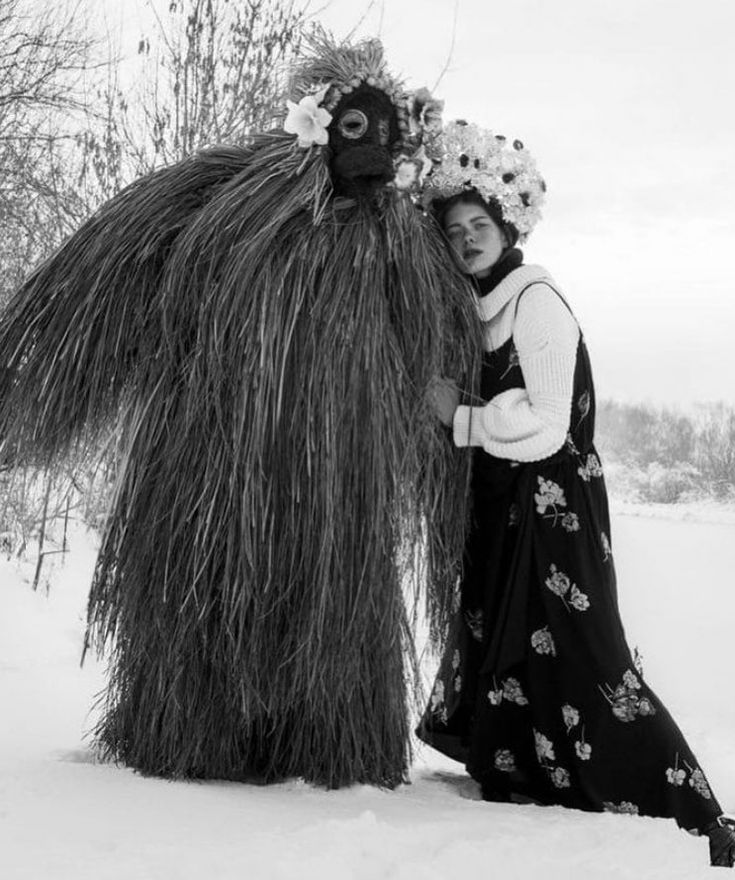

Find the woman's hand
[[428, 377, 460, 427]]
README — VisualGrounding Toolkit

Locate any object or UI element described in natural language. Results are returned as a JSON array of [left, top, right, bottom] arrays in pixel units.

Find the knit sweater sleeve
[[453, 284, 580, 461]]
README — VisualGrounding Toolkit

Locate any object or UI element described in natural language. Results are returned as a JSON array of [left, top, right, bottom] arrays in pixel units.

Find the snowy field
[[1, 506, 734, 879]]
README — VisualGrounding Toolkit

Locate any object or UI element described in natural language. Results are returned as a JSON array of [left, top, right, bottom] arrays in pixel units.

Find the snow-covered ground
[[1, 507, 734, 879]]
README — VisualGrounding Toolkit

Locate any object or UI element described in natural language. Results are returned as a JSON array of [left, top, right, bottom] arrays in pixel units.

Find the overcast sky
[[95, 0, 735, 408]]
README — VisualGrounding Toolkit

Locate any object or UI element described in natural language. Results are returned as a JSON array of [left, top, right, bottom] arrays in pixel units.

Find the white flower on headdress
[[284, 84, 333, 149], [393, 145, 433, 191], [407, 87, 444, 136]]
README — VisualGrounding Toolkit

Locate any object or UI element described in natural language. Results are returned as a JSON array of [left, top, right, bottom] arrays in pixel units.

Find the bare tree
[[0, 0, 307, 303], [696, 403, 735, 496], [80, 0, 307, 200], [0, 0, 94, 306]]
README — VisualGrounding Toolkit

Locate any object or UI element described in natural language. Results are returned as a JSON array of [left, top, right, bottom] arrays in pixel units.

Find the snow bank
[[1, 516, 733, 879]]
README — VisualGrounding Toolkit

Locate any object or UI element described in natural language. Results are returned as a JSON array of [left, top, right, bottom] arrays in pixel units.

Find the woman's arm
[[453, 284, 580, 461]]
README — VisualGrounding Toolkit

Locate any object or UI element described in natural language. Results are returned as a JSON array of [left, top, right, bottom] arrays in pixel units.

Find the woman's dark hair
[[431, 189, 519, 248]]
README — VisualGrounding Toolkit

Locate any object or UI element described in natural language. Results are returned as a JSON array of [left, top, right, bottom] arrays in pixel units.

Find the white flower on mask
[[393, 145, 433, 191], [284, 84, 333, 148], [407, 87, 444, 136]]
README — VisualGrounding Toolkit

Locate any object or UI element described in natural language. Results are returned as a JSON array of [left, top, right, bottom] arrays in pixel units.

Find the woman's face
[[443, 202, 506, 278]]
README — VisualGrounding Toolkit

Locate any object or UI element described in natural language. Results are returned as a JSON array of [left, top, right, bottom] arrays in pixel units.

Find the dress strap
[[513, 279, 576, 320], [512, 280, 584, 348]]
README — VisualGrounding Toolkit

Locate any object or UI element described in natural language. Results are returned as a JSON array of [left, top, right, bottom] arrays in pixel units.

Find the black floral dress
[[417, 280, 721, 831]]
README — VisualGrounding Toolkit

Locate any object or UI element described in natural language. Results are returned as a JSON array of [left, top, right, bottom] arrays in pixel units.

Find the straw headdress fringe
[[1, 132, 480, 785]]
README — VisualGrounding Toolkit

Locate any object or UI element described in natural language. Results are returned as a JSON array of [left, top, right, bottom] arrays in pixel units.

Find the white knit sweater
[[453, 264, 580, 462]]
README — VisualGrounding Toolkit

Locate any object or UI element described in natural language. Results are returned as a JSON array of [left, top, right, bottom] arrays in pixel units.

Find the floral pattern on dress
[[561, 704, 580, 732], [600, 531, 612, 562], [465, 609, 484, 642], [666, 754, 713, 800], [577, 453, 604, 481], [633, 647, 644, 677], [666, 767, 686, 786], [451, 649, 462, 693], [689, 768, 713, 800], [545, 564, 570, 597], [429, 679, 447, 724], [531, 626, 557, 657], [499, 343, 520, 380], [564, 432, 580, 456], [494, 749, 517, 773], [561, 704, 592, 761], [534, 477, 581, 532], [487, 686, 503, 706], [534, 730, 556, 762], [550, 767, 571, 788], [599, 670, 657, 723], [535, 477, 566, 517], [533, 729, 571, 788], [503, 677, 529, 706], [544, 564, 590, 613], [569, 584, 590, 611], [603, 801, 639, 815], [573, 390, 591, 433], [487, 676, 530, 707]]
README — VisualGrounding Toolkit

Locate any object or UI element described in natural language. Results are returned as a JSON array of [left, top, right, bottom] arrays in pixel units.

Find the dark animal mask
[[328, 84, 400, 197]]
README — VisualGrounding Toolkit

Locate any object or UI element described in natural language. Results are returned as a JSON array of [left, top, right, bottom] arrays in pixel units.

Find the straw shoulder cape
[[0, 132, 481, 787]]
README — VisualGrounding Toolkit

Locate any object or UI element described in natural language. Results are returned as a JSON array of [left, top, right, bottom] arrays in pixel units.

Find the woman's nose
[[464, 229, 475, 244]]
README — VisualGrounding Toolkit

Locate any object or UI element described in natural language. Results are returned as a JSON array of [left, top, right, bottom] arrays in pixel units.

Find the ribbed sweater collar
[[476, 248, 524, 294], [475, 262, 553, 323]]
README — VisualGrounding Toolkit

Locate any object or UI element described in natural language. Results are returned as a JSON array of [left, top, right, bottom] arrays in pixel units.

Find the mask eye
[[338, 109, 369, 140]]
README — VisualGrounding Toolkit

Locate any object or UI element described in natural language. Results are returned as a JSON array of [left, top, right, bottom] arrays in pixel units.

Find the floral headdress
[[283, 31, 443, 193], [423, 120, 547, 240]]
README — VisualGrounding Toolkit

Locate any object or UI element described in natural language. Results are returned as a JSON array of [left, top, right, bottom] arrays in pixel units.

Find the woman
[[416, 121, 735, 868]]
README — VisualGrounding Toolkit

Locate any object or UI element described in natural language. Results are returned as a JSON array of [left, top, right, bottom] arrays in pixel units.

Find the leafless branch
[[432, 0, 460, 92]]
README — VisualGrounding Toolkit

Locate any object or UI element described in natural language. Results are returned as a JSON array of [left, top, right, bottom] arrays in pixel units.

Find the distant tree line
[[596, 400, 735, 503]]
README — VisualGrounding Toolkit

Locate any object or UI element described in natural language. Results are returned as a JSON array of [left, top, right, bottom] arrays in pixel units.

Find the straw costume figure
[[0, 34, 481, 787]]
